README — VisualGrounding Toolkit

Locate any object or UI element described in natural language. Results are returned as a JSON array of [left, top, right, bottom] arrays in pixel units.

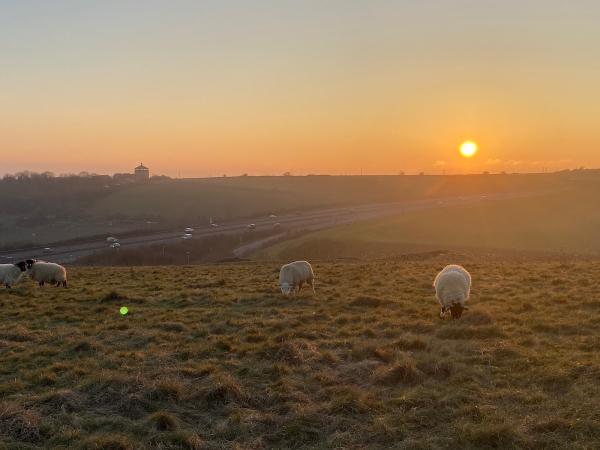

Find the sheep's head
[[450, 303, 468, 319], [280, 282, 293, 296], [25, 259, 36, 269], [15, 261, 27, 272]]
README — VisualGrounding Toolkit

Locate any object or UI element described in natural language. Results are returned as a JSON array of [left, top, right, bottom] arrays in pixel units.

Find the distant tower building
[[134, 163, 150, 181]]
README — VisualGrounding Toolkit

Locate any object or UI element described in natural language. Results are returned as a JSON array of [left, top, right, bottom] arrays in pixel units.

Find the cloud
[[485, 158, 502, 165], [483, 158, 573, 169]]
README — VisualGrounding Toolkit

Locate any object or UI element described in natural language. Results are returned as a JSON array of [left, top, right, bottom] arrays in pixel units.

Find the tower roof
[[135, 163, 149, 170]]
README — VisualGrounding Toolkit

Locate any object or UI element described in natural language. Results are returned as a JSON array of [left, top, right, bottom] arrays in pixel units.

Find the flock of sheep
[[1, 259, 470, 319], [280, 261, 471, 319], [0, 259, 67, 289]]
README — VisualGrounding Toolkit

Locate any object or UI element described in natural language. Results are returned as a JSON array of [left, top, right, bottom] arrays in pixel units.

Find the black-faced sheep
[[26, 259, 68, 287], [433, 264, 471, 319]]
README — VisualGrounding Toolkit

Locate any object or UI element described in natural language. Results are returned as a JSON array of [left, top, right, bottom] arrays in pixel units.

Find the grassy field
[[259, 185, 600, 260], [0, 259, 599, 448]]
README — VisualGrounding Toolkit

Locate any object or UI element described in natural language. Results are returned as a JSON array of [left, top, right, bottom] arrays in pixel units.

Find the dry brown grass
[[0, 259, 599, 448]]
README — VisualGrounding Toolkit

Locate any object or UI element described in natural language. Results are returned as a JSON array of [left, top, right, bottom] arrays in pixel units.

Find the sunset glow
[[1, 1, 599, 176]]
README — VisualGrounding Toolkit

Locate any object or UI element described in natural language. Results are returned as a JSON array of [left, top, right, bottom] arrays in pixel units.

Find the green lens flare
[[120, 306, 129, 315]]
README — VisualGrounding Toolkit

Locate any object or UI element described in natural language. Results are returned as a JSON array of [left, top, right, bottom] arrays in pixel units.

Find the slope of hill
[[1, 171, 595, 248], [259, 182, 600, 260], [0, 260, 598, 448], [88, 173, 572, 225]]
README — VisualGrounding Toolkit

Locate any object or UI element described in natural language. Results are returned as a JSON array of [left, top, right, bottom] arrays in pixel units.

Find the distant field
[[259, 185, 600, 260], [0, 259, 598, 448], [88, 173, 569, 225], [1, 172, 593, 247]]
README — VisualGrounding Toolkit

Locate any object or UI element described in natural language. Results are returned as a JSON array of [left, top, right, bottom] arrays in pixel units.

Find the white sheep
[[279, 261, 315, 296], [25, 259, 68, 287], [0, 262, 27, 288], [433, 264, 471, 319]]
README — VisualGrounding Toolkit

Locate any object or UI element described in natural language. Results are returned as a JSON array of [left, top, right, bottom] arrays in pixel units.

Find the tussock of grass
[[158, 322, 187, 333], [0, 403, 43, 443], [393, 334, 428, 351], [100, 290, 128, 302], [456, 422, 527, 448], [147, 411, 178, 431], [530, 417, 573, 433], [0, 261, 598, 448], [29, 389, 82, 414], [72, 340, 96, 353], [79, 434, 134, 450], [146, 379, 184, 402], [147, 431, 204, 449], [200, 374, 248, 407], [374, 355, 423, 385]]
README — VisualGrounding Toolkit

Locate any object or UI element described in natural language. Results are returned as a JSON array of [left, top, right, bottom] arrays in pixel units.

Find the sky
[[2, 0, 600, 177]]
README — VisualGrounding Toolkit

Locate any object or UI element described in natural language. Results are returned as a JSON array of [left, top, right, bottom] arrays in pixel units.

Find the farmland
[[1, 171, 584, 248], [259, 182, 600, 261], [0, 258, 598, 448]]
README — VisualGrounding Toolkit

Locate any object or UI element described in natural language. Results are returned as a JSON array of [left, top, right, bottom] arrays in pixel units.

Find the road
[[0, 192, 531, 264]]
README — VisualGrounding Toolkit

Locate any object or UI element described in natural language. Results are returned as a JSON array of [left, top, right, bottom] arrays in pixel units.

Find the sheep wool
[[0, 262, 27, 288], [433, 264, 471, 319], [279, 261, 315, 296], [27, 261, 68, 287]]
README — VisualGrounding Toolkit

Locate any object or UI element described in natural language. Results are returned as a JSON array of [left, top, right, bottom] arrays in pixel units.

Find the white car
[[269, 214, 277, 218], [182, 234, 193, 240], [247, 223, 256, 230], [110, 242, 121, 248], [185, 227, 194, 233], [106, 236, 118, 243], [42, 247, 53, 254], [210, 223, 219, 228]]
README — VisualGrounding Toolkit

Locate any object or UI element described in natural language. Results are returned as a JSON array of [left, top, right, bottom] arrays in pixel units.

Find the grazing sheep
[[0, 261, 27, 288], [433, 264, 471, 319], [279, 261, 315, 296], [25, 259, 68, 287]]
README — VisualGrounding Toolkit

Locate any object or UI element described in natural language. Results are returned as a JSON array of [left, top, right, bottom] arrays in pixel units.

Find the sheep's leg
[[309, 278, 315, 294], [63, 281, 68, 288], [439, 308, 446, 320], [5, 283, 10, 289], [39, 281, 44, 287]]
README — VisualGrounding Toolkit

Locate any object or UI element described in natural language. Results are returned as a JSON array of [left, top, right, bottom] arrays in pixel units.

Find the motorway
[[0, 192, 529, 264]]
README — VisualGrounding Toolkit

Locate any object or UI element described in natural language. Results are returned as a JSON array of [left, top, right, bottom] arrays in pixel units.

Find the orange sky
[[2, 1, 599, 176]]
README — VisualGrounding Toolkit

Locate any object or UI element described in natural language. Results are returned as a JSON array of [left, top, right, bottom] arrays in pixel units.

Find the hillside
[[259, 182, 600, 260], [0, 260, 598, 448], [88, 173, 574, 224], [1, 171, 595, 248]]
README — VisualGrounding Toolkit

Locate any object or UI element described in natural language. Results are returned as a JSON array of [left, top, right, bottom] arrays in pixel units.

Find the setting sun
[[460, 141, 478, 158]]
